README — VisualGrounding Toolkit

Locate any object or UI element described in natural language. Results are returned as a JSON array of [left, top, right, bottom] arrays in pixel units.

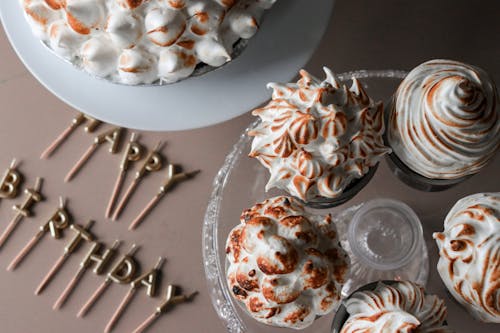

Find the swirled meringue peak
[[225, 196, 350, 329], [249, 68, 391, 202], [388, 59, 499, 179], [433, 192, 500, 323], [341, 281, 454, 333], [20, 0, 276, 85]]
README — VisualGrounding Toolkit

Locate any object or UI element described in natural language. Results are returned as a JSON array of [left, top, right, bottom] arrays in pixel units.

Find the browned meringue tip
[[247, 130, 260, 137], [251, 109, 264, 116]]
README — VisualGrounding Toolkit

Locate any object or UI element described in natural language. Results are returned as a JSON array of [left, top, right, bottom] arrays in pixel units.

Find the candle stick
[[65, 127, 123, 182], [104, 257, 164, 333], [132, 285, 197, 333], [35, 220, 95, 295], [129, 165, 200, 230], [0, 159, 22, 200], [111, 142, 163, 221], [40, 113, 101, 159], [77, 244, 139, 318], [54, 240, 120, 310], [8, 197, 70, 271], [106, 133, 143, 219], [0, 177, 43, 249]]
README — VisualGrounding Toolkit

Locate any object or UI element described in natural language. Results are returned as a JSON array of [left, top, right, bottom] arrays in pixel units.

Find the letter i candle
[[0, 177, 43, 249]]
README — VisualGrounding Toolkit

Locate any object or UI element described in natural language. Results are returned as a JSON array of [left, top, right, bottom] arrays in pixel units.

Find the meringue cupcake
[[433, 192, 500, 323], [20, 0, 277, 85], [386, 59, 499, 191], [226, 196, 350, 329], [249, 68, 391, 208], [332, 281, 454, 333]]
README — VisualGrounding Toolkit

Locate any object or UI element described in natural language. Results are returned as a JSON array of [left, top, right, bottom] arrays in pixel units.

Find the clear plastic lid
[[348, 198, 423, 270]]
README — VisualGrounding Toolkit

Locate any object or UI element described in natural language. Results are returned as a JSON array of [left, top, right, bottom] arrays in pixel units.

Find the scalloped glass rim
[[202, 69, 408, 333]]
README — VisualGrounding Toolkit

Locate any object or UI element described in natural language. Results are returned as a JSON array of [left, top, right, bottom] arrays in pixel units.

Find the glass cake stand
[[202, 70, 415, 333]]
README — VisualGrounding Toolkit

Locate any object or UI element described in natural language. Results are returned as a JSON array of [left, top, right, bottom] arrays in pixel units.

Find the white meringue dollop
[[81, 35, 118, 77], [118, 47, 157, 85], [106, 11, 142, 49], [48, 20, 86, 60]]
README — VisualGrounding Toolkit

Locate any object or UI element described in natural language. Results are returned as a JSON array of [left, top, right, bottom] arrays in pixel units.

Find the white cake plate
[[0, 0, 334, 131]]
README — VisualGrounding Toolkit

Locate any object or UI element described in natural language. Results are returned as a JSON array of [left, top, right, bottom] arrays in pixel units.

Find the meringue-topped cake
[[20, 0, 276, 85]]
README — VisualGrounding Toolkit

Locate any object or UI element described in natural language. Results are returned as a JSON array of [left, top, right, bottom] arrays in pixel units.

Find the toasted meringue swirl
[[226, 196, 349, 329], [249, 68, 391, 202], [341, 281, 454, 333], [433, 192, 500, 323], [388, 59, 499, 179], [20, 0, 276, 84]]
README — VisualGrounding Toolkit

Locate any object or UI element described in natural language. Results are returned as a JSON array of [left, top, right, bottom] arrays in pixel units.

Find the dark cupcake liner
[[383, 102, 471, 192], [332, 280, 402, 333], [302, 164, 379, 209], [384, 151, 471, 192]]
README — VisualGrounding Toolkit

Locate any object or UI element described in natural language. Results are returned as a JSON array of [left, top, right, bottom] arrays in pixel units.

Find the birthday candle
[[129, 165, 199, 230], [132, 285, 197, 333], [112, 142, 163, 220], [40, 113, 101, 159], [53, 240, 121, 310], [65, 127, 123, 182], [0, 159, 22, 199], [0, 177, 43, 249], [35, 221, 94, 295], [8, 197, 70, 271], [106, 133, 143, 219], [77, 244, 138, 318], [104, 257, 164, 333]]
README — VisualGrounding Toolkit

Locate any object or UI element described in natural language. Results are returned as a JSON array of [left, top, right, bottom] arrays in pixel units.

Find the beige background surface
[[0, 0, 499, 332]]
